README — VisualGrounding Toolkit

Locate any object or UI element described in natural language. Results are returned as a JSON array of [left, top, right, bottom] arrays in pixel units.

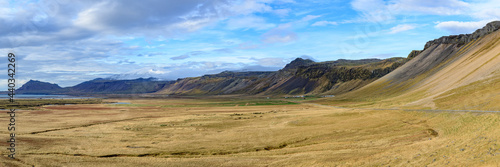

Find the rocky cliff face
[[424, 21, 500, 50], [407, 50, 422, 59]]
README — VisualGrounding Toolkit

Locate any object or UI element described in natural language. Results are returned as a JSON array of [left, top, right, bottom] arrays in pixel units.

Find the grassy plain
[[0, 99, 103, 109], [1, 97, 500, 166]]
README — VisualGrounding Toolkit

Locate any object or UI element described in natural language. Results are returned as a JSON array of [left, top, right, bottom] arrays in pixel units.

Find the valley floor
[[1, 98, 500, 166]]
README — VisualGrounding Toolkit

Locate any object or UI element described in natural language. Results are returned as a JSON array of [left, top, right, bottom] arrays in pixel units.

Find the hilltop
[[16, 80, 64, 94]]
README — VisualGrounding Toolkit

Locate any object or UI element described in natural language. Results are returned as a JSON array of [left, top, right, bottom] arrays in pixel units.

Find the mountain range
[[17, 78, 174, 95], [17, 21, 500, 109], [17, 57, 406, 95]]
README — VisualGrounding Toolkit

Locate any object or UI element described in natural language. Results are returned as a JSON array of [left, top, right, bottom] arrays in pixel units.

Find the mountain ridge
[[424, 21, 500, 49], [19, 21, 500, 98], [157, 57, 407, 95], [18, 57, 407, 96], [326, 21, 500, 111], [16, 78, 174, 95]]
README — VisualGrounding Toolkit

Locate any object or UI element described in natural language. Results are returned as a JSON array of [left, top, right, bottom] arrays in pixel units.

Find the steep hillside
[[158, 57, 407, 95], [330, 21, 500, 111], [158, 71, 274, 95]]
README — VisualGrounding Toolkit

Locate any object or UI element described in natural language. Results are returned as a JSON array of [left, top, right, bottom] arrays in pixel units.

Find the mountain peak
[[107, 67, 169, 80], [283, 58, 315, 70], [17, 80, 63, 94], [24, 80, 56, 85]]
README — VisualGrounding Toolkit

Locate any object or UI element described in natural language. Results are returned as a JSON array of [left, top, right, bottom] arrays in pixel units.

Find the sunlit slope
[[335, 21, 500, 110]]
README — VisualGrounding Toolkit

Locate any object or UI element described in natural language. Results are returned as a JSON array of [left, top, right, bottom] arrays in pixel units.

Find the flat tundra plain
[[1, 98, 500, 166]]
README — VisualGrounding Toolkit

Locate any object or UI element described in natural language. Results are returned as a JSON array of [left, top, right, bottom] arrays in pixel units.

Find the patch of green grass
[[285, 97, 319, 101], [110, 104, 157, 107], [0, 98, 103, 109], [159, 99, 297, 108]]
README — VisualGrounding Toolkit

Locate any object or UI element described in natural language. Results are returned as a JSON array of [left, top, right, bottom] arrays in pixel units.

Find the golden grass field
[[1, 97, 500, 166]]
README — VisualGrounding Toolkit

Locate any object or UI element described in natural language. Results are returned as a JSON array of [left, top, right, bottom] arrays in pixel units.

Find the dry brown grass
[[0, 98, 499, 166]]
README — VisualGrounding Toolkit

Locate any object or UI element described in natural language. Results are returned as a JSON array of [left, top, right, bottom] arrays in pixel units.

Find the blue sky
[[1, 0, 500, 89]]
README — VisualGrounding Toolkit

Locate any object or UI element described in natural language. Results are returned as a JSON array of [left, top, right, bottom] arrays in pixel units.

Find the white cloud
[[467, 0, 500, 21], [171, 55, 189, 60], [259, 15, 321, 43], [72, 0, 295, 36], [350, 0, 394, 23], [274, 8, 291, 17], [388, 24, 417, 34], [390, 0, 469, 15], [255, 57, 286, 66], [226, 16, 275, 30], [300, 15, 321, 22], [229, 0, 273, 15], [261, 32, 297, 43], [261, 24, 297, 43], [435, 20, 494, 34], [350, 0, 470, 23], [403, 0, 500, 35], [237, 42, 260, 49], [311, 21, 338, 26]]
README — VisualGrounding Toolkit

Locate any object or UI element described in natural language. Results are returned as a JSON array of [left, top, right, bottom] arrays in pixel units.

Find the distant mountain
[[17, 80, 65, 94], [69, 77, 174, 94], [107, 67, 170, 80], [157, 57, 407, 95], [17, 78, 174, 95], [18, 57, 408, 96]]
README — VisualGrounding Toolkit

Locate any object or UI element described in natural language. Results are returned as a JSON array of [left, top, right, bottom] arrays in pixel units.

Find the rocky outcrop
[[424, 21, 500, 50], [407, 50, 422, 59], [282, 58, 315, 70]]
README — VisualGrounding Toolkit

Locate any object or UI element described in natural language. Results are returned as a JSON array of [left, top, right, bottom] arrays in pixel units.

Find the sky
[[1, 0, 500, 89]]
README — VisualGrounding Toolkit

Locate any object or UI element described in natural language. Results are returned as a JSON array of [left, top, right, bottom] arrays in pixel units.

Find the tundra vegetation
[[1, 97, 499, 166]]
